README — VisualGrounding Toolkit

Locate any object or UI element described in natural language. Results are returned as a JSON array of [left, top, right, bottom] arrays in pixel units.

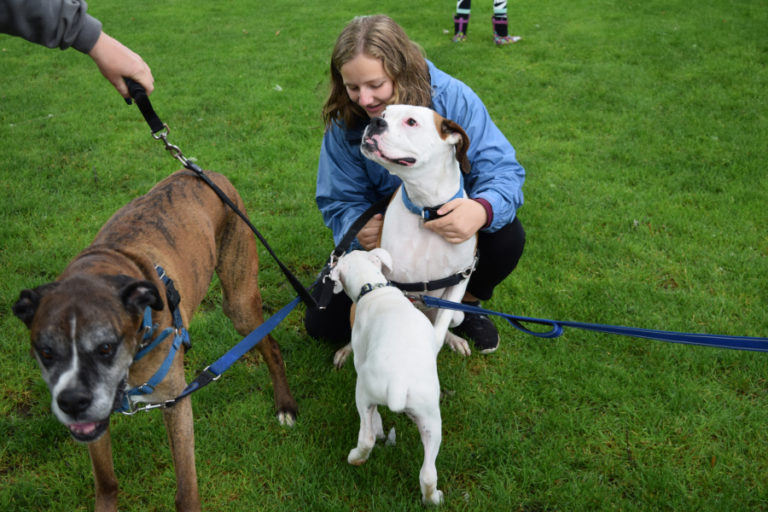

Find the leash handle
[[124, 78, 165, 133]]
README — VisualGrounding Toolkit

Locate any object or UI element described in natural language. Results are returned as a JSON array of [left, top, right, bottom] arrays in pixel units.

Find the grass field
[[1, 0, 767, 510]]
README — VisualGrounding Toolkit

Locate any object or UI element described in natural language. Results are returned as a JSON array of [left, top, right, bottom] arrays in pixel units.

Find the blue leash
[[173, 296, 301, 403], [421, 296, 768, 352]]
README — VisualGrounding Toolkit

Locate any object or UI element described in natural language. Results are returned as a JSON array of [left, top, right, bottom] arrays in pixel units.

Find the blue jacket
[[316, 60, 525, 247]]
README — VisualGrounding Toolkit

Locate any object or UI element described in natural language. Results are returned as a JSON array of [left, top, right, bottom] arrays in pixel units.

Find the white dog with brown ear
[[330, 248, 444, 506], [361, 104, 477, 356]]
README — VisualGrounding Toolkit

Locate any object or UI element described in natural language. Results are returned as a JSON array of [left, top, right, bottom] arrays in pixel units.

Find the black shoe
[[452, 302, 499, 354]]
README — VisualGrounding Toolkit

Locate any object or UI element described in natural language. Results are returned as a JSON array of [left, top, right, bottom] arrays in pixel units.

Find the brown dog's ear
[[13, 283, 59, 328], [441, 118, 472, 174], [120, 280, 164, 315]]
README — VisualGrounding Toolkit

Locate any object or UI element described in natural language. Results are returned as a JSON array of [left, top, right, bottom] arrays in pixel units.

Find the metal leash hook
[[151, 123, 192, 168]]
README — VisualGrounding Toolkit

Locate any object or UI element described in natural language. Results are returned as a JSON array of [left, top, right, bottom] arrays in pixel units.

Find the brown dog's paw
[[277, 410, 296, 427]]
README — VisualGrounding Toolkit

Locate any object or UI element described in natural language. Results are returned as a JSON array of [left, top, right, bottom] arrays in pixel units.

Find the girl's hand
[[423, 198, 486, 243], [357, 213, 384, 250]]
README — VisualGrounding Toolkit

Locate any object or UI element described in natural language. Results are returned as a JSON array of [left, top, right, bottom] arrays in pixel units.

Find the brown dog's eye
[[36, 346, 56, 367], [406, 118, 417, 127], [97, 343, 115, 358]]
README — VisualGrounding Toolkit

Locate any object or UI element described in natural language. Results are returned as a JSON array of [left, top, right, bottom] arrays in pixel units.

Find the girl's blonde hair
[[323, 15, 432, 128]]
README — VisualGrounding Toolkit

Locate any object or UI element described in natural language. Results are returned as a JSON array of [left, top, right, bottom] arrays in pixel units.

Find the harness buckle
[[461, 256, 479, 279], [203, 365, 222, 382]]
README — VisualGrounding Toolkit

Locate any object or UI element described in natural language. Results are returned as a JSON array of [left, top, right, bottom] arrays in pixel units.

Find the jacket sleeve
[[431, 66, 526, 232], [0, 0, 102, 53], [315, 123, 399, 247]]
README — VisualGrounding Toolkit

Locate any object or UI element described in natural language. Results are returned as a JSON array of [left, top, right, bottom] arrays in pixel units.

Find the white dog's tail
[[386, 382, 409, 413]]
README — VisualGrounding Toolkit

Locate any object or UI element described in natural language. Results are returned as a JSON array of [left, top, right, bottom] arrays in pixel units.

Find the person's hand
[[88, 32, 154, 98], [423, 198, 486, 244], [356, 213, 384, 250]]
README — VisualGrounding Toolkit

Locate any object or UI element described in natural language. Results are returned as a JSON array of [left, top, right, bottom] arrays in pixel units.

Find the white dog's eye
[[406, 118, 418, 127]]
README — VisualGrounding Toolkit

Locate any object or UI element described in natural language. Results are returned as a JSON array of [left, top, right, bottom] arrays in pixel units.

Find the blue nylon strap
[[208, 296, 301, 376], [401, 175, 465, 220], [134, 327, 173, 361], [174, 296, 301, 402], [421, 296, 768, 352], [125, 328, 186, 399]]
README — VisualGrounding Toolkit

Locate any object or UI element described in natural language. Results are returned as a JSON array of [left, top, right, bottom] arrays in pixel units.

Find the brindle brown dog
[[13, 169, 297, 512]]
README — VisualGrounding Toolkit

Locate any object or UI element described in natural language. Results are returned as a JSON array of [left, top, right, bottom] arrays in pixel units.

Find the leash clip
[[120, 399, 178, 415], [152, 124, 192, 167], [120, 399, 161, 415]]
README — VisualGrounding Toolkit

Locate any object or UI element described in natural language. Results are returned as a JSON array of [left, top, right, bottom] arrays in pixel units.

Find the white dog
[[361, 105, 477, 356], [330, 249, 444, 506]]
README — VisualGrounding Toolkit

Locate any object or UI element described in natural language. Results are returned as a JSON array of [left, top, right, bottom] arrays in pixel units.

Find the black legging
[[303, 217, 526, 345]]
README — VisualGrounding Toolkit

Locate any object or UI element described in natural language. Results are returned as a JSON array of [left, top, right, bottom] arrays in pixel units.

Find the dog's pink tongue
[[69, 422, 98, 435]]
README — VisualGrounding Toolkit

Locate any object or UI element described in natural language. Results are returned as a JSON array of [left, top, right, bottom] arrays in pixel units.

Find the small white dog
[[330, 249, 444, 506]]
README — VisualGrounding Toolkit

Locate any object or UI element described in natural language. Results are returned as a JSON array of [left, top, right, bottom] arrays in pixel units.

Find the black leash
[[311, 195, 391, 308], [123, 79, 316, 309]]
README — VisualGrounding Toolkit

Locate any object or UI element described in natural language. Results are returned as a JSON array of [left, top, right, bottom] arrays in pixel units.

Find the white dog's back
[[352, 289, 440, 413]]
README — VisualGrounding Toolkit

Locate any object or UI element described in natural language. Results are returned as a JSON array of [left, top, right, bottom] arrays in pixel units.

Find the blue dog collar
[[400, 174, 465, 220]]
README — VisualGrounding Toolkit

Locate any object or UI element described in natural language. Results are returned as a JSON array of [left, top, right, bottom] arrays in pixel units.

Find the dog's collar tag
[[400, 175, 465, 221]]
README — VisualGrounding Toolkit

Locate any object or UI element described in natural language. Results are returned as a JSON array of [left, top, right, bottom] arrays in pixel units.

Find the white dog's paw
[[347, 447, 370, 466], [333, 344, 353, 369], [449, 311, 465, 328], [385, 427, 397, 446], [422, 488, 444, 506], [445, 331, 471, 356]]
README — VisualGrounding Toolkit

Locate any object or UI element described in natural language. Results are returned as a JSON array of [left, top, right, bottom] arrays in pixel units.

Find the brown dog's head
[[13, 274, 162, 443]]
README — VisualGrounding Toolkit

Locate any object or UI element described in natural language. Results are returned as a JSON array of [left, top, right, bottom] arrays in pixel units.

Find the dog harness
[[391, 174, 477, 292], [115, 265, 190, 414]]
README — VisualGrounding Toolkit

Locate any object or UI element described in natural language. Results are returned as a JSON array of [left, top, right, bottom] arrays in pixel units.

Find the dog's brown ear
[[441, 119, 472, 174], [120, 280, 163, 315], [13, 283, 59, 328]]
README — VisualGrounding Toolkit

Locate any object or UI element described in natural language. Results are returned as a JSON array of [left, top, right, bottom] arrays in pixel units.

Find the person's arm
[[0, 0, 153, 97], [0, 0, 102, 51], [88, 31, 154, 98]]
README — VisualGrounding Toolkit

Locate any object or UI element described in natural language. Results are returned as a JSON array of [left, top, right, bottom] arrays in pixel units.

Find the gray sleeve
[[0, 0, 103, 53]]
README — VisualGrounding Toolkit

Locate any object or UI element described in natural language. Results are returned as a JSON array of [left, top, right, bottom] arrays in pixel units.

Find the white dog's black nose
[[367, 116, 388, 134], [58, 388, 93, 416]]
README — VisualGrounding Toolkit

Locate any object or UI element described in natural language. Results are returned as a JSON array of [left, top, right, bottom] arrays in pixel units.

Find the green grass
[[1, 0, 767, 510]]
